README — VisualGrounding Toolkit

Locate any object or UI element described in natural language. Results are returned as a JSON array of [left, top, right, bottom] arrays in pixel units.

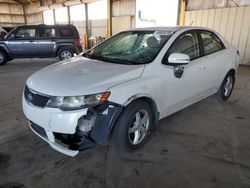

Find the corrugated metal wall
[[25, 1, 43, 25], [184, 7, 250, 64], [112, 0, 135, 34], [0, 2, 25, 26]]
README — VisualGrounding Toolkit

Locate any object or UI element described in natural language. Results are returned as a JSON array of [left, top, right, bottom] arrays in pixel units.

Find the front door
[[6, 27, 37, 58], [160, 30, 206, 117]]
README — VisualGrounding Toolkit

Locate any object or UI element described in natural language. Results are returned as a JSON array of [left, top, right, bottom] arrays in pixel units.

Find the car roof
[[129, 26, 208, 32], [16, 24, 76, 28]]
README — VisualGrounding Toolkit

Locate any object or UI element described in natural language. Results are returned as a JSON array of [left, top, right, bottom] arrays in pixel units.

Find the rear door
[[198, 30, 227, 94], [6, 27, 38, 58], [36, 27, 57, 57], [57, 27, 76, 47]]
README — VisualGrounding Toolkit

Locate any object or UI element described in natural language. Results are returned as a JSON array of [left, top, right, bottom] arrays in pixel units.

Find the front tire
[[0, 50, 8, 66], [113, 100, 153, 151], [218, 72, 235, 101], [58, 48, 74, 60]]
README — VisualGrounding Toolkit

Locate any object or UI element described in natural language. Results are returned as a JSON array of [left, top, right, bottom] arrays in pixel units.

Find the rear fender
[[56, 44, 78, 55]]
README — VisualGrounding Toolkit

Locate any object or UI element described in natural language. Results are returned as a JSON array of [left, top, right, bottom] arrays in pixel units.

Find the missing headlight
[[77, 114, 97, 133]]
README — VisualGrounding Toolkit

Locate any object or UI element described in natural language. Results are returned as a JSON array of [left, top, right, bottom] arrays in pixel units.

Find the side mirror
[[165, 53, 190, 78], [8, 34, 15, 39], [168, 53, 190, 65], [0, 31, 6, 37]]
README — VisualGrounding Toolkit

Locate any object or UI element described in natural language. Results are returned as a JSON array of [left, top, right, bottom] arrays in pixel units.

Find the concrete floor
[[0, 59, 250, 188]]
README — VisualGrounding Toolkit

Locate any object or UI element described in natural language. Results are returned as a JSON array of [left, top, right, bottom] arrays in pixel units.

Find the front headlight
[[46, 92, 110, 111]]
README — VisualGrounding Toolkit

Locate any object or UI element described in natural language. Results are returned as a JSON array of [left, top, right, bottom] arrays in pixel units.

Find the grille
[[30, 122, 47, 138], [24, 86, 51, 108]]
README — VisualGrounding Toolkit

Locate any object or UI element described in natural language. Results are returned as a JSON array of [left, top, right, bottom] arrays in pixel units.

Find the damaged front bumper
[[22, 95, 122, 157]]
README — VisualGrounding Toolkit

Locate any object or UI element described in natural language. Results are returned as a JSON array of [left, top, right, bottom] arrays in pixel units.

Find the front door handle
[[200, 66, 206, 70]]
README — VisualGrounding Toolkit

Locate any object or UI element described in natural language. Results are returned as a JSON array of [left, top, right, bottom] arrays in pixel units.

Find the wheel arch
[[0, 46, 10, 60], [56, 44, 77, 56], [219, 68, 236, 87], [123, 94, 159, 126], [228, 68, 236, 76]]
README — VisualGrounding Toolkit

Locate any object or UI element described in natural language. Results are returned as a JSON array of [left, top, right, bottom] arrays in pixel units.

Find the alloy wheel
[[128, 109, 150, 145], [0, 53, 3, 63], [61, 50, 72, 60], [224, 76, 233, 97]]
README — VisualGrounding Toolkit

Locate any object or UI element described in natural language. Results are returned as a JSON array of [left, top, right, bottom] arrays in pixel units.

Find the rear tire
[[113, 100, 153, 152], [0, 50, 8, 66], [218, 72, 235, 101], [58, 48, 74, 60]]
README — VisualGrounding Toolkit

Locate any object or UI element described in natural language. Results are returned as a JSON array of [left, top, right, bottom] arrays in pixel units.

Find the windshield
[[83, 30, 173, 65], [5, 27, 17, 39]]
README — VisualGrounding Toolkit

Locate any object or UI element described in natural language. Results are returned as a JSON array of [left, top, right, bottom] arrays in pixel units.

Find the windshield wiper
[[83, 53, 137, 65], [106, 59, 134, 65]]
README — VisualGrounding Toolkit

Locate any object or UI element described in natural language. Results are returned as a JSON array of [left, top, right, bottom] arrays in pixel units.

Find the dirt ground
[[0, 59, 250, 188]]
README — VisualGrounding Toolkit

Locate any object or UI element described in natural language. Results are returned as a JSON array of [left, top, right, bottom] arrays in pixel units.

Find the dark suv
[[0, 24, 83, 65]]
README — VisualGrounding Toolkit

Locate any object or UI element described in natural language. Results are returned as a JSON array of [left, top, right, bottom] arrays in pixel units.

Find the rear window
[[200, 31, 224, 55], [40, 28, 56, 38], [59, 28, 74, 37]]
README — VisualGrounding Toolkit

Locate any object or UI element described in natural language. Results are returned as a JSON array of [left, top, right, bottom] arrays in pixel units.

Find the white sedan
[[22, 27, 239, 156]]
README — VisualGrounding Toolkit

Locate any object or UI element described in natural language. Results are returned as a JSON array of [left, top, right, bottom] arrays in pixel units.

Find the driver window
[[14, 28, 36, 38], [165, 31, 200, 61]]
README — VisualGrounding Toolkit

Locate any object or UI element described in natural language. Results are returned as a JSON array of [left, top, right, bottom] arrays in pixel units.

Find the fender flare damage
[[54, 102, 123, 151]]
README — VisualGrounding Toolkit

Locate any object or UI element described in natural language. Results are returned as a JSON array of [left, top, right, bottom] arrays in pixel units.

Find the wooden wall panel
[[112, 16, 132, 35], [219, 8, 229, 37], [184, 6, 250, 64], [225, 8, 237, 43], [190, 11, 197, 26], [232, 7, 244, 50], [201, 9, 208, 27], [184, 11, 191, 26], [238, 7, 250, 63], [207, 9, 215, 28], [213, 9, 222, 32], [195, 10, 202, 26]]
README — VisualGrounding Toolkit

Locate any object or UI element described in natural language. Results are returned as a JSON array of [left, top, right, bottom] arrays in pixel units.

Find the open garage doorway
[[136, 0, 179, 27]]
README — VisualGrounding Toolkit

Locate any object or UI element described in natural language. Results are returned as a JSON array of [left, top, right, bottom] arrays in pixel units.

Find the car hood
[[27, 56, 145, 96]]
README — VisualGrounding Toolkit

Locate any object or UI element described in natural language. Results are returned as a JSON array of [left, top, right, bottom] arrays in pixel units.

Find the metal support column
[[23, 4, 27, 25], [84, 3, 89, 49], [178, 0, 186, 26], [53, 9, 56, 24], [67, 6, 71, 24], [107, 0, 112, 37]]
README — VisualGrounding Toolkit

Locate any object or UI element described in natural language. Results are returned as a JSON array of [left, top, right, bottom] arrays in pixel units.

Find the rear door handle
[[29, 40, 35, 42]]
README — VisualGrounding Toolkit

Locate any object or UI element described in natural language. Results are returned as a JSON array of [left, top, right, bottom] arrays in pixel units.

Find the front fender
[[0, 44, 10, 57], [108, 77, 162, 123]]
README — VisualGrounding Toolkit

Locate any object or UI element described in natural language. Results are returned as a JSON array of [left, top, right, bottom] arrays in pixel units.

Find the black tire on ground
[[113, 100, 153, 152], [0, 50, 8, 66], [218, 71, 235, 101], [58, 48, 74, 60]]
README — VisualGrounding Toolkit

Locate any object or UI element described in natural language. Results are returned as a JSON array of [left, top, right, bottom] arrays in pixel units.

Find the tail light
[[76, 37, 81, 46]]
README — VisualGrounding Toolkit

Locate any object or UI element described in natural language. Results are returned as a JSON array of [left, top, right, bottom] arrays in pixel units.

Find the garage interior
[[0, 0, 250, 187]]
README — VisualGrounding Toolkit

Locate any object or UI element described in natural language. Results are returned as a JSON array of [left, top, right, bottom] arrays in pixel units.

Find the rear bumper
[[76, 45, 83, 54]]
